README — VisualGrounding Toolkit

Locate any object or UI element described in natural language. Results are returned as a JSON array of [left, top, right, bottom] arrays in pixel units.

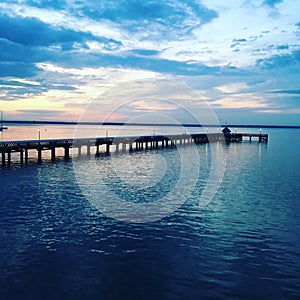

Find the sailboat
[[0, 111, 8, 131]]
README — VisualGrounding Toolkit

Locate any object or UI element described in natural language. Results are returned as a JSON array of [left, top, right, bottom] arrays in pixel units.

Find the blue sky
[[0, 0, 299, 125]]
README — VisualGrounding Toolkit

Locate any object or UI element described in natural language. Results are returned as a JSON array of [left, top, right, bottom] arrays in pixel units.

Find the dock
[[0, 131, 268, 165], [228, 133, 268, 143]]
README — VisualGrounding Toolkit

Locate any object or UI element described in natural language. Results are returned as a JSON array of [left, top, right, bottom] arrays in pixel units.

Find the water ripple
[[1, 131, 300, 299]]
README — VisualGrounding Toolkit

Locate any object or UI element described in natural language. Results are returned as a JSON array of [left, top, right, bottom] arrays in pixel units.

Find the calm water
[[0, 128, 300, 299]]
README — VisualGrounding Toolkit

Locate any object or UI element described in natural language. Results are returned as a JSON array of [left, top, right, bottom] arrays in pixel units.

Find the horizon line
[[1, 120, 300, 129]]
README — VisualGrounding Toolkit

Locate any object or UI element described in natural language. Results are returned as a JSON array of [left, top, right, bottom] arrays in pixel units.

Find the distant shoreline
[[0, 120, 300, 129]]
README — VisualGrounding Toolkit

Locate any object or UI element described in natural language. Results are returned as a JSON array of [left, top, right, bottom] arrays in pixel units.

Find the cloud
[[0, 62, 39, 78], [277, 45, 289, 50], [215, 82, 249, 94], [0, 77, 44, 101], [130, 49, 161, 56], [82, 1, 175, 22], [0, 0, 219, 62], [1, 0, 298, 69], [130, 99, 178, 113], [16, 109, 67, 115], [8, 108, 78, 121], [211, 94, 269, 110], [268, 89, 300, 94], [38, 51, 228, 77], [74, 0, 218, 24], [6, 78, 40, 86], [263, 0, 283, 8], [25, 0, 67, 10], [257, 108, 300, 114], [0, 38, 38, 64], [0, 14, 120, 49], [0, 3, 125, 46], [256, 50, 300, 69], [0, 0, 299, 125], [230, 38, 248, 48]]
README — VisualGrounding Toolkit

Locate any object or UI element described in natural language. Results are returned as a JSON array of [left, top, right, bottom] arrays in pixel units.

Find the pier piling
[[0, 131, 268, 165]]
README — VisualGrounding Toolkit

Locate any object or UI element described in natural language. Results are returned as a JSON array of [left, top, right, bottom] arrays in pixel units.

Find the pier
[[0, 131, 268, 165]]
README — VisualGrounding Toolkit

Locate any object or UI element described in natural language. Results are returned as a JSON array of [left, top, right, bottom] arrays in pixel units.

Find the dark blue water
[[1, 129, 300, 299]]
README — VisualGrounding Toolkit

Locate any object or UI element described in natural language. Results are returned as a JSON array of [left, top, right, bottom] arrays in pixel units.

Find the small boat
[[0, 111, 8, 131]]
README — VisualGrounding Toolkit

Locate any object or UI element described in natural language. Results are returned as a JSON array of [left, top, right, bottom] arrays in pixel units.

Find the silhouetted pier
[[0, 131, 268, 165]]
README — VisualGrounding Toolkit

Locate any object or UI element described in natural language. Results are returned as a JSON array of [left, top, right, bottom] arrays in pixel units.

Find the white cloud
[[6, 78, 40, 85], [1, 0, 299, 68], [0, 2, 125, 41], [258, 108, 300, 114], [215, 82, 249, 93], [212, 94, 269, 109], [0, 0, 299, 124], [187, 0, 300, 66]]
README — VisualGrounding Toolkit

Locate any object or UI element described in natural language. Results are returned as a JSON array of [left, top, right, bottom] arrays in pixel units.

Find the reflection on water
[[0, 129, 300, 299]]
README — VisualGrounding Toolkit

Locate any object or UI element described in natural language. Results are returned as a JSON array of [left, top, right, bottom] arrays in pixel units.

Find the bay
[[0, 127, 299, 299]]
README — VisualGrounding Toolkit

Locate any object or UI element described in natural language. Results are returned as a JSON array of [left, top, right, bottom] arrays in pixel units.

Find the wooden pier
[[228, 133, 268, 143], [0, 131, 268, 165]]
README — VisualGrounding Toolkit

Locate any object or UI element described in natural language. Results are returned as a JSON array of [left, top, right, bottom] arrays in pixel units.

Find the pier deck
[[0, 132, 268, 165]]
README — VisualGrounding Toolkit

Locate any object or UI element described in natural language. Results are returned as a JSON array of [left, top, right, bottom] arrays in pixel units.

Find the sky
[[0, 0, 299, 125]]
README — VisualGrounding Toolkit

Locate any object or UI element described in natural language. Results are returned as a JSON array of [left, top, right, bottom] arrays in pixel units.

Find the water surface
[[0, 128, 299, 299]]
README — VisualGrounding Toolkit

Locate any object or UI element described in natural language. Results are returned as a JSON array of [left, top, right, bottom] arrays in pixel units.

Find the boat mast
[[0, 111, 7, 131]]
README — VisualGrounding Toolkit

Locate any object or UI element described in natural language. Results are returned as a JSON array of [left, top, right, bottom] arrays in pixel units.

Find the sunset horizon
[[0, 0, 299, 125]]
